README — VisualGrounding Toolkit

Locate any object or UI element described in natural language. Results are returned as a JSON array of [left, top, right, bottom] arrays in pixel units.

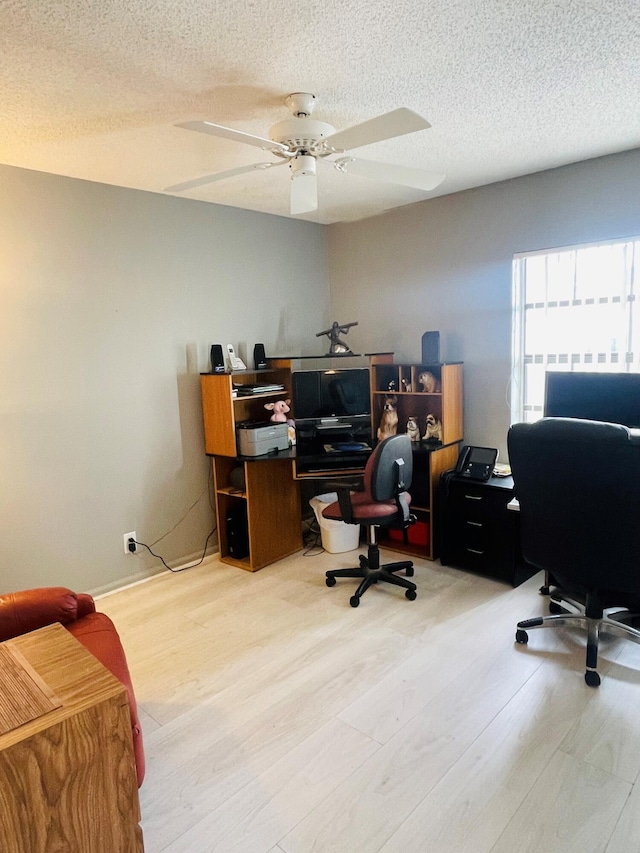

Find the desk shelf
[[212, 454, 301, 572], [376, 442, 460, 560]]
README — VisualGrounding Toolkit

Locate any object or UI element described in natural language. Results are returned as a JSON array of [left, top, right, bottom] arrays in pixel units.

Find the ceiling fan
[[165, 93, 445, 215]]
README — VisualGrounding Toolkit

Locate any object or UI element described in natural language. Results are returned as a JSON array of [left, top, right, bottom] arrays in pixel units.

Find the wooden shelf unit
[[200, 357, 463, 568], [371, 361, 464, 560], [200, 367, 302, 571], [200, 366, 291, 456], [212, 453, 301, 571]]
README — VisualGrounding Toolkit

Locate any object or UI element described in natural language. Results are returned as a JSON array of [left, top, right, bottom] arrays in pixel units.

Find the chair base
[[515, 594, 640, 686], [325, 542, 416, 607]]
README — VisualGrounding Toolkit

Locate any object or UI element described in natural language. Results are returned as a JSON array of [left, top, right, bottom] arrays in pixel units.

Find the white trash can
[[309, 494, 361, 553]]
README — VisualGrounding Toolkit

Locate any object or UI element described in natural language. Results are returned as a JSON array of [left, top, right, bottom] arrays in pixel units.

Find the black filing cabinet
[[440, 472, 535, 586]]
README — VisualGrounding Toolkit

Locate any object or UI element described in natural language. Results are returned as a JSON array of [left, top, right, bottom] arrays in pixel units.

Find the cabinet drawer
[[446, 486, 506, 520]]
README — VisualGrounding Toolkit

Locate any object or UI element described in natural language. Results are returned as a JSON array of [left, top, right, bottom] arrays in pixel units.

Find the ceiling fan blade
[[176, 120, 290, 154], [164, 160, 287, 193], [290, 172, 318, 215], [323, 108, 430, 153], [336, 157, 445, 192]]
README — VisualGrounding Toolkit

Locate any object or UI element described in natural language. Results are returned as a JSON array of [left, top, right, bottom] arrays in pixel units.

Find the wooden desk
[[0, 623, 143, 852]]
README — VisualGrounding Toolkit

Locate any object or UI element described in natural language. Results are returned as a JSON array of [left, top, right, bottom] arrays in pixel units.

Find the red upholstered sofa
[[0, 587, 145, 786]]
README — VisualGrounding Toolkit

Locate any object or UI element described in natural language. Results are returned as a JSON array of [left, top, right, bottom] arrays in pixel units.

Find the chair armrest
[[0, 587, 87, 643], [320, 478, 364, 525], [76, 593, 97, 619]]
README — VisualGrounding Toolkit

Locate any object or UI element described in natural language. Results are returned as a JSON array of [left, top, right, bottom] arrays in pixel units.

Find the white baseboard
[[92, 547, 219, 600]]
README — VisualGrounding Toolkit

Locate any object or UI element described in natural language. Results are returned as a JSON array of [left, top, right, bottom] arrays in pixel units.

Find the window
[[511, 237, 640, 423]]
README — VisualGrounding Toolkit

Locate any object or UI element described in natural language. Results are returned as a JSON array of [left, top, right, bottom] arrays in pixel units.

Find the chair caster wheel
[[515, 629, 529, 644], [405, 589, 417, 601], [326, 576, 336, 587], [406, 567, 414, 577], [585, 670, 601, 688], [359, 555, 367, 568], [350, 595, 360, 608]]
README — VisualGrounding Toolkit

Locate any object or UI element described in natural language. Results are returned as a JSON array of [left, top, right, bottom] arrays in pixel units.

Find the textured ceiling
[[2, 0, 639, 224]]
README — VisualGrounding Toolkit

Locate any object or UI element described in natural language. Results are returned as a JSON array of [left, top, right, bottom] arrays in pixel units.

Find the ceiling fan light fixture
[[290, 154, 317, 179]]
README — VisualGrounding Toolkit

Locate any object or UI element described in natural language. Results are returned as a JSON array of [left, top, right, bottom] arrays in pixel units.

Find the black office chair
[[508, 417, 640, 687], [323, 434, 417, 607]]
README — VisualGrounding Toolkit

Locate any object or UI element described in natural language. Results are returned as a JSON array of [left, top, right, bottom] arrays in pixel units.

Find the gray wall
[[328, 149, 640, 460], [3, 148, 639, 595], [0, 165, 329, 594]]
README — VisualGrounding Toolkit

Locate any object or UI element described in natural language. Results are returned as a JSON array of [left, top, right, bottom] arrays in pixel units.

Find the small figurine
[[316, 320, 358, 355], [265, 399, 292, 423], [401, 378, 412, 393], [418, 370, 440, 393], [406, 416, 420, 442], [387, 380, 396, 391], [377, 394, 398, 441], [264, 399, 296, 446], [423, 413, 443, 442]]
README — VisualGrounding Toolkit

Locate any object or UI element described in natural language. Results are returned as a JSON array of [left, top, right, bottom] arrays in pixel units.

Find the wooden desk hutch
[[200, 355, 463, 570]]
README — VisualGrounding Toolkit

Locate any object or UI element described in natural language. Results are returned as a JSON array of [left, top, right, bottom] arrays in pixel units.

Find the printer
[[237, 421, 289, 457]]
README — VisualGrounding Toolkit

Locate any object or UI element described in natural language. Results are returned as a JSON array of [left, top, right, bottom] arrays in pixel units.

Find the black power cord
[[127, 465, 218, 572], [131, 526, 217, 573]]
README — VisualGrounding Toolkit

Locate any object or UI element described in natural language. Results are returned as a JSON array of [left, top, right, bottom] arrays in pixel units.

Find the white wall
[[0, 165, 329, 594], [328, 149, 640, 460]]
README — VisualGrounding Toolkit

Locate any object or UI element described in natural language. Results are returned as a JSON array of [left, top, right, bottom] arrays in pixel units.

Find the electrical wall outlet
[[123, 531, 137, 554]]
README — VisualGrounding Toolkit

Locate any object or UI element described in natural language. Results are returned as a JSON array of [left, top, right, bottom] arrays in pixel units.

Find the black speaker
[[210, 344, 225, 373], [253, 343, 267, 370], [421, 331, 440, 365]]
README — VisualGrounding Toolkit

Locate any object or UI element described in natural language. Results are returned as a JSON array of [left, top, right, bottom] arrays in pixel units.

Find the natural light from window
[[511, 237, 640, 423]]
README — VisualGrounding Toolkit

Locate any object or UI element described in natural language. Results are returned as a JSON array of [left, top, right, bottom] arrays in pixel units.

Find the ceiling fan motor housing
[[269, 118, 336, 154]]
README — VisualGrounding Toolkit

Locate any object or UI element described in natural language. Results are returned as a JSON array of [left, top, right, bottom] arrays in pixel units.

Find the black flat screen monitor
[[544, 371, 640, 428], [292, 368, 371, 422]]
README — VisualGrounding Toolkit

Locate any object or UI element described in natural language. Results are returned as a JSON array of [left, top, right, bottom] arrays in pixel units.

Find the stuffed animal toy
[[406, 416, 420, 442], [418, 371, 440, 393], [264, 398, 296, 445], [423, 413, 443, 442], [264, 398, 292, 423], [377, 394, 398, 440]]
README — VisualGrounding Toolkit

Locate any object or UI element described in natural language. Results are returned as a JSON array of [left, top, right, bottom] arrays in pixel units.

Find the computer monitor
[[292, 368, 371, 423], [544, 371, 640, 427]]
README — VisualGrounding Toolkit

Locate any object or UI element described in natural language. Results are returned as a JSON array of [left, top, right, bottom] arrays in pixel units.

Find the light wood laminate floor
[[98, 549, 640, 853]]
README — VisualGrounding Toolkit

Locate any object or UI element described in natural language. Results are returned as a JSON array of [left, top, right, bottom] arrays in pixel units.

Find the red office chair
[[323, 434, 417, 607]]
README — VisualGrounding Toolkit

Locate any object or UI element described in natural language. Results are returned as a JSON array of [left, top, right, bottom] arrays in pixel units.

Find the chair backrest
[[366, 434, 413, 503], [508, 417, 640, 594]]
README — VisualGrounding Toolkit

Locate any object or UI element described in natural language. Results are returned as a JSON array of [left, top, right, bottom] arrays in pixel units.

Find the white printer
[[237, 421, 289, 457]]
